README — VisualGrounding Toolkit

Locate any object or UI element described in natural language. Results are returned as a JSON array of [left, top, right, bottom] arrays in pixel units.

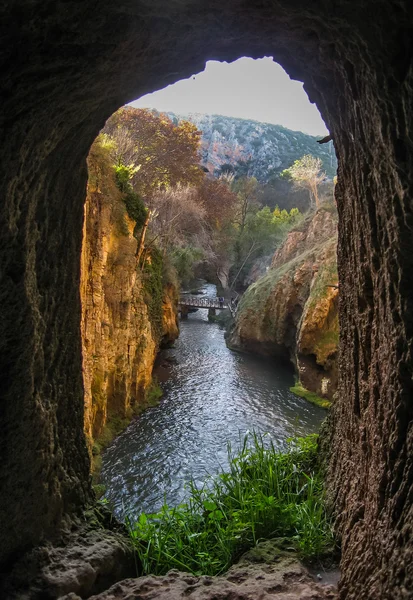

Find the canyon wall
[[229, 207, 338, 401], [81, 140, 179, 446]]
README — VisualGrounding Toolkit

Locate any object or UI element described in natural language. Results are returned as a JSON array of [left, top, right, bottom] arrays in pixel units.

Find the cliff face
[[81, 142, 179, 444], [229, 207, 338, 400]]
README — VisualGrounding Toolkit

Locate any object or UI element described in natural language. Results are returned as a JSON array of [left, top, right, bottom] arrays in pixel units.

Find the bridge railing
[[179, 296, 226, 309]]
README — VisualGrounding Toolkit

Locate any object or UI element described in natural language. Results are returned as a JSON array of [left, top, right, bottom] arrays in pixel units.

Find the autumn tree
[[196, 176, 237, 229], [147, 184, 207, 254], [281, 154, 326, 209], [100, 107, 206, 267], [232, 176, 260, 233], [195, 177, 238, 289], [103, 107, 204, 199]]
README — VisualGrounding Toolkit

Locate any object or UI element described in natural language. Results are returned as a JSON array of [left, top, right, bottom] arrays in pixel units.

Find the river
[[101, 282, 326, 519]]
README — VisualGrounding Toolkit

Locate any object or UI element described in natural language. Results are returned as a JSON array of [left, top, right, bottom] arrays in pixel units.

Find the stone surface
[[0, 2, 413, 599], [78, 541, 337, 600], [1, 509, 135, 599], [229, 208, 338, 400]]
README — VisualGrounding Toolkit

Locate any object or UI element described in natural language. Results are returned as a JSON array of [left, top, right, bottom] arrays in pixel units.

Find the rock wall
[[229, 208, 338, 400], [81, 141, 179, 445]]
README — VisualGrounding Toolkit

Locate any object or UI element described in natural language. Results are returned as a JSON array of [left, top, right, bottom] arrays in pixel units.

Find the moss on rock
[[290, 383, 331, 409]]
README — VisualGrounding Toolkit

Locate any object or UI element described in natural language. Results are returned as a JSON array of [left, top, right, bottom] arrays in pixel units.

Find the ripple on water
[[101, 283, 326, 519]]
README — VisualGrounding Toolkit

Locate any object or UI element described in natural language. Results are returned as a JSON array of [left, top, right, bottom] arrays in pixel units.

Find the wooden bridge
[[179, 295, 236, 318]]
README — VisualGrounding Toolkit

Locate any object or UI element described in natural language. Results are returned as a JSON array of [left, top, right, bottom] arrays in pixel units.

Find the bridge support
[[180, 305, 189, 319], [208, 307, 216, 321]]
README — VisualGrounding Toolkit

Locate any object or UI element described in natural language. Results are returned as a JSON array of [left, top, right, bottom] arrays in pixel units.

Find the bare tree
[[282, 154, 326, 209]]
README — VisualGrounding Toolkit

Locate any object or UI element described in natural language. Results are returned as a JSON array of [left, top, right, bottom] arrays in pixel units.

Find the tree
[[232, 176, 260, 233], [103, 107, 204, 199], [147, 184, 207, 255], [281, 154, 326, 209]]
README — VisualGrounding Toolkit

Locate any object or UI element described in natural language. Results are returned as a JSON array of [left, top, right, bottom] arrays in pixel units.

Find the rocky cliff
[[229, 206, 338, 401], [167, 113, 337, 181], [81, 140, 179, 446]]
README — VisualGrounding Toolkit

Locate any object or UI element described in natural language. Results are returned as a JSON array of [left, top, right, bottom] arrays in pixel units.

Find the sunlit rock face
[[229, 208, 338, 400], [81, 144, 179, 445], [0, 1, 413, 598]]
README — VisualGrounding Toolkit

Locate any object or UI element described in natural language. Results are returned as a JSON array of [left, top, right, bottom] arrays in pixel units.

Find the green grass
[[144, 378, 163, 406], [126, 432, 335, 576], [290, 384, 331, 409]]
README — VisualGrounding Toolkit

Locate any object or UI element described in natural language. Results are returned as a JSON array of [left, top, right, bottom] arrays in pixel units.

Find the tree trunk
[[135, 209, 152, 264]]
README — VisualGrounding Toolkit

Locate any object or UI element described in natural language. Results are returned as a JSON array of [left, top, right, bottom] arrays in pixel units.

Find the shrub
[[124, 190, 147, 229], [114, 162, 148, 229]]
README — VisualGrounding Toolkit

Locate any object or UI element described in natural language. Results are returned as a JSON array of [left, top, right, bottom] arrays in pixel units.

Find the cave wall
[[1, 1, 413, 598]]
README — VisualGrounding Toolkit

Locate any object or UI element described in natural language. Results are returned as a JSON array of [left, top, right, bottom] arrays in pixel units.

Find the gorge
[[1, 2, 413, 599]]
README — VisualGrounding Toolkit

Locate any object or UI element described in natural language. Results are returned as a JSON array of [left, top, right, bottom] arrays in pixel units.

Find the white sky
[[130, 57, 328, 137]]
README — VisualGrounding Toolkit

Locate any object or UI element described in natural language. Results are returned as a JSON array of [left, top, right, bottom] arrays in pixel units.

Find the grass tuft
[[126, 432, 335, 576]]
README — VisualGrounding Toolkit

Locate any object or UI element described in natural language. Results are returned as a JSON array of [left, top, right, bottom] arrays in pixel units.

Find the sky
[[130, 57, 328, 137]]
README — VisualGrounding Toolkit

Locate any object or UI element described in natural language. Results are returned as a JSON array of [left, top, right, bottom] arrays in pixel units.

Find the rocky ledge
[[62, 540, 338, 600]]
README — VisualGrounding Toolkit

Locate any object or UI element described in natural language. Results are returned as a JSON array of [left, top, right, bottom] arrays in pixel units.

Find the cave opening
[[1, 2, 413, 599], [84, 54, 337, 520]]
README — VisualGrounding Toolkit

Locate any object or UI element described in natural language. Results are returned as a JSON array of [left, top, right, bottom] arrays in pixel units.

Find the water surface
[[101, 283, 326, 518]]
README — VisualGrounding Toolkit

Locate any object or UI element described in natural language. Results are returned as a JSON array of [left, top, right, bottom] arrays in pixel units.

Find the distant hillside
[[166, 112, 337, 181]]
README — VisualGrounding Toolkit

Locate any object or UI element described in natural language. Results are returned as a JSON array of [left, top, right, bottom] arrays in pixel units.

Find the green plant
[[124, 189, 147, 229], [171, 246, 204, 286], [114, 162, 148, 229], [145, 378, 163, 406], [126, 432, 335, 577], [143, 247, 164, 341]]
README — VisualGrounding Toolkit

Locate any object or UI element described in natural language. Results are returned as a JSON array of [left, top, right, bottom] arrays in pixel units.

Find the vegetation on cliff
[[82, 134, 180, 457], [127, 433, 335, 576], [228, 206, 338, 402]]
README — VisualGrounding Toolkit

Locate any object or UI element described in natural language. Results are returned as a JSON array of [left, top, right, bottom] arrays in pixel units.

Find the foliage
[[126, 433, 335, 576], [290, 384, 331, 409], [124, 190, 147, 230], [171, 246, 204, 286], [281, 155, 326, 209], [142, 247, 164, 341], [114, 163, 140, 192], [104, 107, 204, 198], [114, 163, 148, 229], [148, 185, 207, 255], [229, 204, 302, 289], [145, 378, 163, 406], [232, 176, 260, 233]]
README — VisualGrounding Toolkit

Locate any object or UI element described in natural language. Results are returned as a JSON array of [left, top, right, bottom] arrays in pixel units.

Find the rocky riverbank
[[228, 206, 338, 403]]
